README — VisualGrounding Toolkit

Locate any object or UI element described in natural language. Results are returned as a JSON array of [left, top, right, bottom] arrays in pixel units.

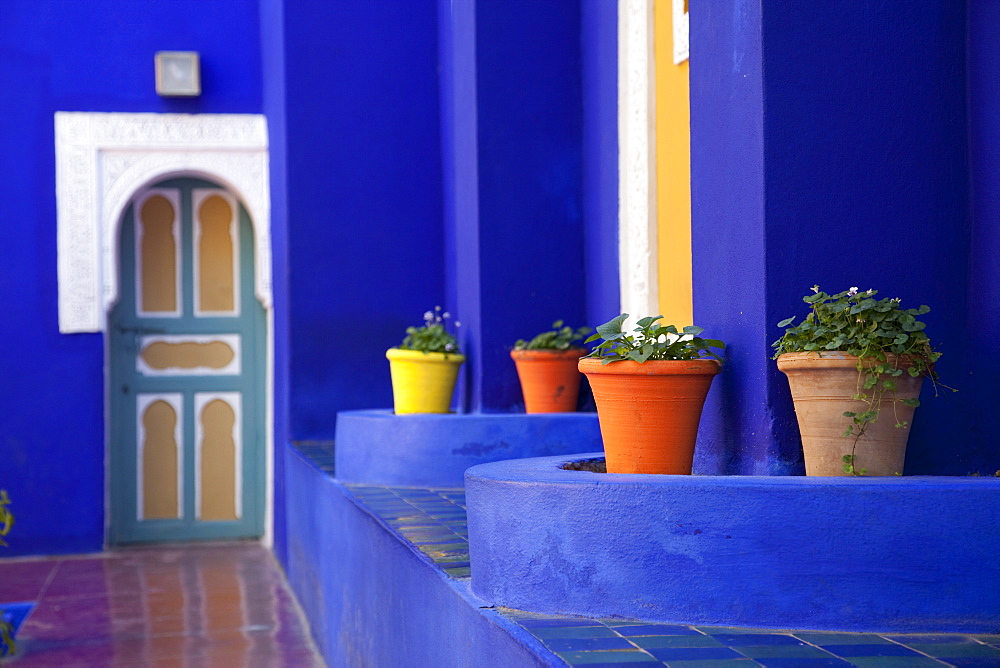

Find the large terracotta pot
[[777, 352, 923, 476], [510, 348, 587, 413], [386, 348, 465, 414], [578, 357, 721, 474]]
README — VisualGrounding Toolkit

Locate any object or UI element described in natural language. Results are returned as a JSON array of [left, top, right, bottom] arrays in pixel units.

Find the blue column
[[439, 0, 589, 412], [691, 1, 974, 474]]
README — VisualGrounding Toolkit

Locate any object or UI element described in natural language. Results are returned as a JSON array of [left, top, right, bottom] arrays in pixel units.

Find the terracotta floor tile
[[0, 559, 57, 601], [2, 542, 324, 666]]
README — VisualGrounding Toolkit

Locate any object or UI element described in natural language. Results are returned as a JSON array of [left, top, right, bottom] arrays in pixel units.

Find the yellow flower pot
[[386, 348, 465, 414]]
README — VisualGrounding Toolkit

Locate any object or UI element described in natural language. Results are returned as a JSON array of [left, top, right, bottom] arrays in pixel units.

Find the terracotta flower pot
[[510, 348, 587, 413], [578, 357, 721, 474], [777, 352, 923, 476], [386, 348, 465, 414]]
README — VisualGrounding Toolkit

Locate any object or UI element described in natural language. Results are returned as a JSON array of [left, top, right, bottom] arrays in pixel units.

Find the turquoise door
[[109, 177, 265, 544]]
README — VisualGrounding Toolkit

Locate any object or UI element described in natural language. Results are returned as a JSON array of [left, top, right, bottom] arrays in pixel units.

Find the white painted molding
[[673, 0, 689, 65], [55, 112, 271, 333], [618, 0, 659, 320]]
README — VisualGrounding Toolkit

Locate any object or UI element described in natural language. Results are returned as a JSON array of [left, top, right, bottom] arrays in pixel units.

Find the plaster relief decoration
[[55, 112, 271, 333], [619, 0, 659, 321]]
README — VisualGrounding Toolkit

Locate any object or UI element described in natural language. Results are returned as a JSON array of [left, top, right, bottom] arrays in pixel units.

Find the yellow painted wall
[[654, 1, 693, 327]]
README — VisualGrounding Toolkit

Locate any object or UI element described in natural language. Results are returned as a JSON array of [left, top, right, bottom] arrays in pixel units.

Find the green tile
[[700, 627, 779, 635], [442, 566, 471, 578], [417, 542, 469, 553], [663, 660, 759, 667], [631, 634, 724, 649], [531, 626, 620, 640], [732, 644, 839, 659], [846, 658, 946, 668], [555, 650, 660, 664], [908, 642, 1000, 658], [794, 633, 896, 646], [974, 634, 1000, 646]]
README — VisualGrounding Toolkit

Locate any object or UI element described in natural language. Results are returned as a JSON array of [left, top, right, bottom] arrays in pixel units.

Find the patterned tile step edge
[[498, 610, 1000, 667], [340, 479, 1000, 666], [345, 484, 470, 579]]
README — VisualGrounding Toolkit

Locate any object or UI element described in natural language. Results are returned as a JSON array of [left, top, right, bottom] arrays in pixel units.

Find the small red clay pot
[[510, 348, 587, 413], [578, 357, 721, 474]]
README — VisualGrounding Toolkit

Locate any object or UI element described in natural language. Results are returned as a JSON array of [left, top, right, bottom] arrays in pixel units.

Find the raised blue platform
[[466, 454, 1000, 634], [334, 409, 602, 487]]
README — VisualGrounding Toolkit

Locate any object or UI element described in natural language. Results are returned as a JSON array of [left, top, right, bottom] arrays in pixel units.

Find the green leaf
[[635, 315, 663, 328], [596, 313, 629, 340], [777, 317, 796, 328]]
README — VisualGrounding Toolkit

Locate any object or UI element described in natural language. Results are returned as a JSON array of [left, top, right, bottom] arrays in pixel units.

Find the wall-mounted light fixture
[[155, 51, 201, 97]]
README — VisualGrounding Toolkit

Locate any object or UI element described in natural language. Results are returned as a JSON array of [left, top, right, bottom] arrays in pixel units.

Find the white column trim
[[618, 0, 659, 320], [54, 112, 271, 333], [673, 0, 690, 64]]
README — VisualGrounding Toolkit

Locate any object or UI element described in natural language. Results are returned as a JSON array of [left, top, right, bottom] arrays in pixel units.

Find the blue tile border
[[344, 484, 470, 579], [496, 611, 998, 667], [339, 480, 1000, 667]]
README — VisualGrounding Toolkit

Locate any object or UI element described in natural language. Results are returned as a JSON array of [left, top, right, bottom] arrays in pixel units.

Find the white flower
[[848, 287, 858, 296], [454, 321, 461, 328], [442, 312, 451, 319], [811, 285, 819, 293], [423, 311, 434, 322]]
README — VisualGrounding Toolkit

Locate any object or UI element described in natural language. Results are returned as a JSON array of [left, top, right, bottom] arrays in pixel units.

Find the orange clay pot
[[777, 352, 923, 476], [510, 348, 587, 413], [578, 357, 721, 474]]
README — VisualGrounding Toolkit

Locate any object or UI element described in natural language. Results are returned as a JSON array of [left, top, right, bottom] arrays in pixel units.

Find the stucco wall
[[692, 0, 992, 476], [0, 0, 263, 556]]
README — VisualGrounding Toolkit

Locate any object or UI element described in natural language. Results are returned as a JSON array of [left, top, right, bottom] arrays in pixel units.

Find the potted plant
[[772, 286, 942, 476], [386, 307, 464, 414], [580, 314, 724, 474], [510, 320, 591, 413]]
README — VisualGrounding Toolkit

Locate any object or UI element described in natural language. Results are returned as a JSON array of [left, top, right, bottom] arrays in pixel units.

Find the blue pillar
[[439, 0, 589, 412], [968, 0, 1000, 474], [692, 1, 974, 474]]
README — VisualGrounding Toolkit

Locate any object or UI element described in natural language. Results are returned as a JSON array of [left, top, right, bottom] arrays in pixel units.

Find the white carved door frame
[[54, 111, 274, 546]]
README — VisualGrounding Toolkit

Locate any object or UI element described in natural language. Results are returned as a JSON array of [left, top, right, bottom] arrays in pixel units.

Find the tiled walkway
[[345, 483, 1000, 668], [0, 542, 324, 666]]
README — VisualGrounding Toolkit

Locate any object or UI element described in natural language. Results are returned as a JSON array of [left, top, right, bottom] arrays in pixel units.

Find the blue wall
[[440, 0, 591, 413], [0, 0, 263, 556], [690, 0, 769, 474], [581, 0, 620, 330], [968, 0, 1000, 475], [284, 1, 446, 438], [260, 0, 290, 567], [692, 0, 986, 475]]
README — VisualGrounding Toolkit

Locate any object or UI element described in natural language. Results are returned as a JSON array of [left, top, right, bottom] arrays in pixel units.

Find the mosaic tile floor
[[0, 542, 324, 666], [342, 480, 1000, 668]]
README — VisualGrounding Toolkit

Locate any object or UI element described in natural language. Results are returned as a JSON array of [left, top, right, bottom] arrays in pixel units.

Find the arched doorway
[[108, 177, 266, 544]]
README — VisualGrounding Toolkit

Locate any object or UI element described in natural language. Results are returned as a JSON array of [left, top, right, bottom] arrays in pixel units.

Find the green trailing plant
[[1, 490, 14, 656], [584, 314, 725, 364], [772, 286, 946, 475], [513, 320, 591, 351], [398, 306, 460, 355]]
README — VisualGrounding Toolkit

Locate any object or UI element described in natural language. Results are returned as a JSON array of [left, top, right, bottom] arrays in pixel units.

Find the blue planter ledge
[[465, 453, 1000, 634], [334, 409, 601, 487]]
